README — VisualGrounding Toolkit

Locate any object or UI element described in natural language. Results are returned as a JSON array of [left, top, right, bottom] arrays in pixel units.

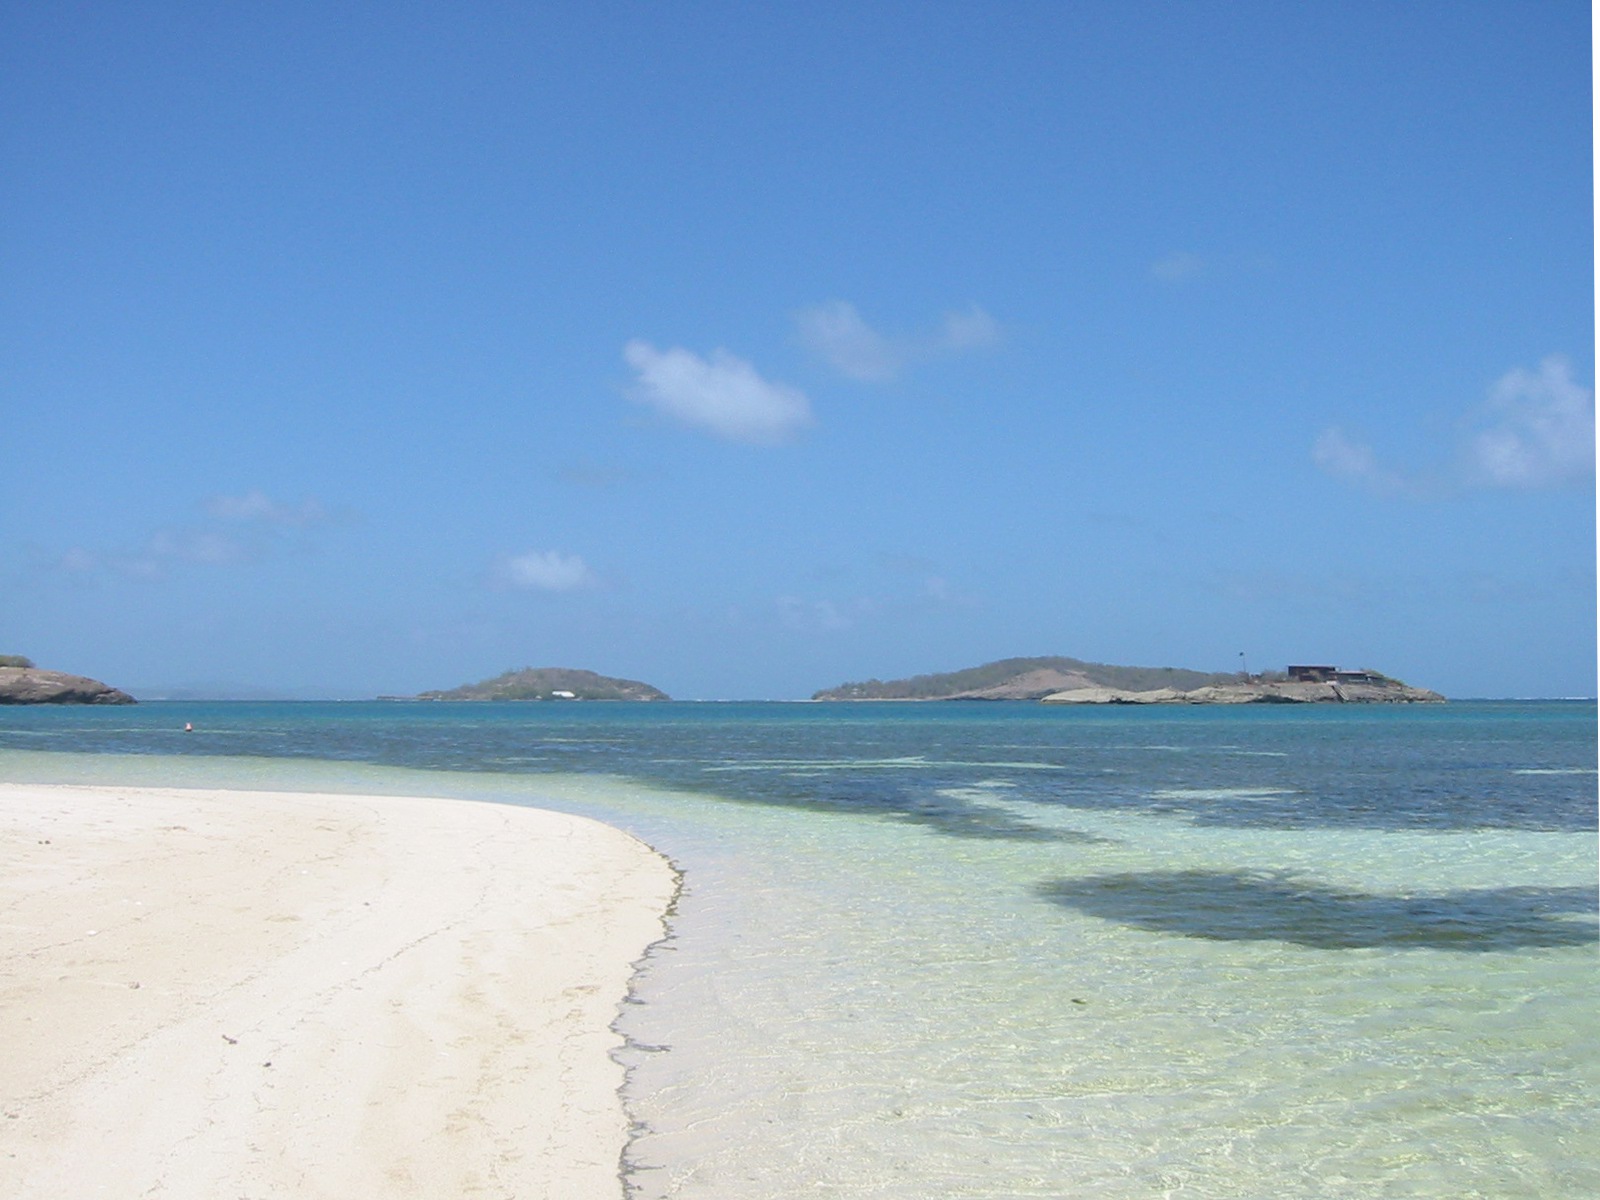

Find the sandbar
[[0, 782, 677, 1199]]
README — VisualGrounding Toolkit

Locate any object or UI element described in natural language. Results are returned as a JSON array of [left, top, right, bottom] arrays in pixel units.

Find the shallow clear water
[[2, 701, 1595, 1197]]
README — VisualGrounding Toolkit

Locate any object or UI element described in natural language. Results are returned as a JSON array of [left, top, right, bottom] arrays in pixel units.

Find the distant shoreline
[[63, 694, 1600, 705]]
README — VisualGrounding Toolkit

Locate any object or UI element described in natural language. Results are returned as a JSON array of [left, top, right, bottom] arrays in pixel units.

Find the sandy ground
[[0, 783, 678, 1199]]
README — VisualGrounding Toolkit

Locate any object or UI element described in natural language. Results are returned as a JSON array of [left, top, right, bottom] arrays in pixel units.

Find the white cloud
[[206, 490, 328, 526], [795, 300, 1001, 381], [1464, 356, 1594, 488], [623, 340, 812, 444], [497, 550, 598, 592], [1314, 356, 1595, 497]]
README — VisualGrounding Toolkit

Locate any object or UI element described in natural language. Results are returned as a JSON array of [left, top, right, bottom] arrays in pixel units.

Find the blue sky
[[3, 2, 1593, 700]]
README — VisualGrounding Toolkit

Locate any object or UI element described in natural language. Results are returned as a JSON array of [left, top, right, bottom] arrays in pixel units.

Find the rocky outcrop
[[937, 667, 1102, 700], [0, 667, 137, 705], [1042, 679, 1444, 705], [1039, 686, 1188, 704]]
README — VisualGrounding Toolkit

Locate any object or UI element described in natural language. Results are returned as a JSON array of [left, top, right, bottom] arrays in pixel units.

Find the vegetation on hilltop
[[416, 667, 669, 702], [0, 655, 36, 668]]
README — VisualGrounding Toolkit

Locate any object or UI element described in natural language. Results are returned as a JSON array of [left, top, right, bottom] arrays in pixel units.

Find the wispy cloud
[[50, 490, 332, 581], [146, 529, 248, 567], [49, 534, 246, 582], [941, 305, 1001, 350], [205, 490, 328, 526], [794, 300, 1001, 382], [495, 550, 599, 592], [624, 340, 812, 444], [793, 301, 901, 381], [774, 555, 975, 634], [1314, 356, 1594, 497], [1311, 427, 1416, 497], [1150, 251, 1206, 283], [56, 547, 99, 575], [55, 529, 251, 580], [776, 595, 860, 632], [1463, 356, 1594, 489], [555, 461, 643, 489]]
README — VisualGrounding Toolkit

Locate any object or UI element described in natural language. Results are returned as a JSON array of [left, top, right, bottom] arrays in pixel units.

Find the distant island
[[813, 656, 1443, 704], [410, 667, 670, 702], [814, 656, 1240, 700], [0, 657, 137, 705]]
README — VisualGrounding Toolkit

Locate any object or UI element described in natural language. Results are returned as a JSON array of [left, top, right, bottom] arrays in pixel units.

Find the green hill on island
[[415, 667, 670, 702]]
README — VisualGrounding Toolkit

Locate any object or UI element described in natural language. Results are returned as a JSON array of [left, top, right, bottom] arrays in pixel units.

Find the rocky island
[[0, 658, 137, 705], [814, 656, 1442, 704], [412, 667, 670, 702]]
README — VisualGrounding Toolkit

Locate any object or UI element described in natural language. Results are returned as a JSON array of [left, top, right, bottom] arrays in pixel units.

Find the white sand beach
[[0, 783, 677, 1199]]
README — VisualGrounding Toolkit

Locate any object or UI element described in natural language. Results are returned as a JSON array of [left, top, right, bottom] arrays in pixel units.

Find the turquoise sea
[[2, 700, 1595, 1198]]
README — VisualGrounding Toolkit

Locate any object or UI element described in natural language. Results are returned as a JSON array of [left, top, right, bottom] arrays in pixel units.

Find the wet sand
[[0, 782, 677, 1199]]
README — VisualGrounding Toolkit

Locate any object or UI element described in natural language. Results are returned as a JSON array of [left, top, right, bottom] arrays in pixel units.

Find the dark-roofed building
[[1287, 665, 1384, 685]]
